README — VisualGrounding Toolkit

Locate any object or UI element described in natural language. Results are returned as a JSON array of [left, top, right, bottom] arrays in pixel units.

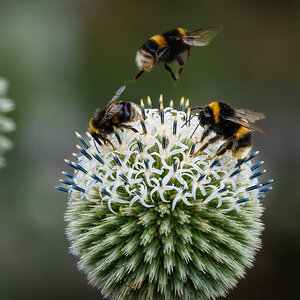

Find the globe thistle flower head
[[57, 96, 273, 300], [0, 77, 16, 168]]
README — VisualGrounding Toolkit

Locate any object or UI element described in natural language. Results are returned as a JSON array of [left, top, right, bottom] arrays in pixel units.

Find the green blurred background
[[0, 0, 299, 299]]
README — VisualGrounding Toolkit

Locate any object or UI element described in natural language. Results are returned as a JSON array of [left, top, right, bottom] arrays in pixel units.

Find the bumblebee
[[89, 84, 141, 149], [128, 25, 223, 84], [190, 102, 265, 159]]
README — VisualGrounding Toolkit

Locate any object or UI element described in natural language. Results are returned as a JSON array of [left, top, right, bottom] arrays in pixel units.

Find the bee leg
[[216, 139, 234, 156], [190, 128, 209, 150], [208, 139, 234, 160], [175, 56, 184, 84], [199, 129, 210, 143], [164, 62, 177, 82], [127, 70, 145, 83], [104, 137, 116, 150], [121, 124, 139, 133], [193, 135, 220, 156], [153, 47, 169, 66], [187, 46, 192, 60]]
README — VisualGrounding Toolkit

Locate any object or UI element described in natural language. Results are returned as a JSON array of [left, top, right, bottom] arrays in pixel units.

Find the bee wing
[[108, 84, 126, 105], [183, 25, 223, 46], [235, 109, 266, 123], [224, 116, 265, 135], [97, 103, 123, 127]]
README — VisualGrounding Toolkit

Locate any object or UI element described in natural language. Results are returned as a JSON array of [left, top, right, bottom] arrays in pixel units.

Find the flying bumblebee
[[128, 25, 223, 84], [89, 84, 141, 149], [190, 102, 265, 159]]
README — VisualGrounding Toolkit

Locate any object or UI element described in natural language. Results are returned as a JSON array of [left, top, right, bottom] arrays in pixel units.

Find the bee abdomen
[[149, 35, 168, 49], [233, 131, 252, 159], [127, 103, 141, 122], [236, 131, 252, 147], [117, 103, 141, 123], [141, 38, 162, 55], [235, 119, 250, 139]]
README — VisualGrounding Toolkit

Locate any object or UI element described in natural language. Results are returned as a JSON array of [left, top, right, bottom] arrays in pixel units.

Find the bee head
[[89, 118, 104, 137], [199, 106, 214, 127], [135, 50, 155, 71], [89, 129, 104, 147]]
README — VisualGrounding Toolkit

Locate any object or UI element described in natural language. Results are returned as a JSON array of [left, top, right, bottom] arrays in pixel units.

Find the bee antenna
[[190, 123, 200, 139], [181, 115, 198, 128], [190, 106, 203, 112]]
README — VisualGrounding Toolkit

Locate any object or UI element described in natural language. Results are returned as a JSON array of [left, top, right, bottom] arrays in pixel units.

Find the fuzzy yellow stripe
[[236, 119, 249, 138], [209, 102, 220, 123], [89, 119, 100, 134], [150, 35, 168, 47], [177, 28, 186, 36]]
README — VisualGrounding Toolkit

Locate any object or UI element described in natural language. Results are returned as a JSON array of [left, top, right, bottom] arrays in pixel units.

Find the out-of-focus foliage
[[0, 78, 15, 168]]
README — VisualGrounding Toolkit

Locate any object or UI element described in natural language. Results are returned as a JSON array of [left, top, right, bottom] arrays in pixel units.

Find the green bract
[[58, 97, 272, 300]]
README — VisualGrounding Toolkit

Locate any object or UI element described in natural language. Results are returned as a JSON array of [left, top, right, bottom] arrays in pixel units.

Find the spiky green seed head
[[0, 77, 15, 168], [58, 97, 272, 300]]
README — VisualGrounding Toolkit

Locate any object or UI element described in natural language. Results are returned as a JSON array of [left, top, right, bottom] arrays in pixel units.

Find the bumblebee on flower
[[57, 96, 272, 300]]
